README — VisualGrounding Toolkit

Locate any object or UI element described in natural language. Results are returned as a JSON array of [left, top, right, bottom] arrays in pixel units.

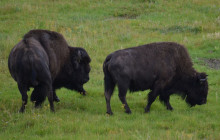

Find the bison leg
[[79, 88, 87, 96], [53, 89, 60, 102], [166, 100, 173, 111], [159, 95, 173, 111], [145, 89, 159, 113], [31, 84, 47, 108], [31, 83, 54, 112], [45, 82, 54, 112], [74, 85, 87, 96], [18, 84, 28, 113], [105, 91, 114, 115], [104, 76, 115, 115], [118, 83, 131, 114], [48, 90, 54, 112], [145, 79, 172, 113]]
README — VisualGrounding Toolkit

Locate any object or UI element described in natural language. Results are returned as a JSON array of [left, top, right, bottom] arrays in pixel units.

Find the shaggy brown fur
[[103, 42, 208, 115], [8, 30, 91, 112]]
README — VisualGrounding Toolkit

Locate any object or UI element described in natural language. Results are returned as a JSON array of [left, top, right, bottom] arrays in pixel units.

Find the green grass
[[0, 0, 220, 139]]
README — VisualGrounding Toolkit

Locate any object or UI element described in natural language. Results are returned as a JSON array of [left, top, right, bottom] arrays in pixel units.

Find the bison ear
[[76, 50, 82, 63]]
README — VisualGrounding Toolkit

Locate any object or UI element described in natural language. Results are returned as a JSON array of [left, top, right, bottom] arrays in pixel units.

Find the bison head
[[68, 47, 91, 91], [186, 72, 208, 107]]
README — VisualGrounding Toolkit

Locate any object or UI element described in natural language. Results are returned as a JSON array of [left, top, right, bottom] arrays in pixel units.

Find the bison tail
[[17, 52, 39, 86], [103, 54, 115, 93], [103, 54, 112, 79], [28, 55, 39, 86]]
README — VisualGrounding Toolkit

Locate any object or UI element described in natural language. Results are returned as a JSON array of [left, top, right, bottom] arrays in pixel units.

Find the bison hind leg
[[118, 81, 131, 114], [53, 90, 60, 102], [31, 84, 48, 108], [18, 83, 28, 113], [104, 75, 116, 115]]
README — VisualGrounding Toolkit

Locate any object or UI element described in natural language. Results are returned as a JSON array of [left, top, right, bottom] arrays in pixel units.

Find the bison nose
[[84, 77, 89, 83], [201, 98, 207, 104], [199, 98, 206, 105], [86, 77, 89, 81]]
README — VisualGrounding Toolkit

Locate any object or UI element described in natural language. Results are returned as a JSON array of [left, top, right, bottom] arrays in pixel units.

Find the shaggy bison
[[8, 30, 91, 112], [103, 42, 208, 115]]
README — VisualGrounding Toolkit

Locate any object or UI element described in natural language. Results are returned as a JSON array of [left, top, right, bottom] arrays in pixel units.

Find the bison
[[103, 42, 208, 115], [8, 30, 91, 112]]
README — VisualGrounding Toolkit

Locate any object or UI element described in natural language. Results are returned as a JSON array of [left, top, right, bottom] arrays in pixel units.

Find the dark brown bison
[[8, 30, 91, 112], [103, 42, 208, 115]]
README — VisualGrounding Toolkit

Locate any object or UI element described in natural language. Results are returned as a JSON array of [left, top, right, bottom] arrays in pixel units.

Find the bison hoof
[[144, 109, 150, 113], [167, 107, 173, 111], [125, 110, 132, 114], [80, 92, 87, 96], [54, 97, 60, 102], [35, 103, 42, 109], [50, 108, 55, 113], [106, 111, 113, 115], [19, 108, 25, 113]]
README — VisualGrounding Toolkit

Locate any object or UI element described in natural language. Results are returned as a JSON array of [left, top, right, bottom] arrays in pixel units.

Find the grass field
[[0, 0, 220, 139]]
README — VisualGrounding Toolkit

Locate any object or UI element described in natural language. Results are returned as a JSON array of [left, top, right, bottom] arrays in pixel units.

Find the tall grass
[[0, 0, 220, 139]]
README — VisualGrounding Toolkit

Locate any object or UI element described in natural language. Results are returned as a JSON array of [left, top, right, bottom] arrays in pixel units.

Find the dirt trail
[[202, 58, 220, 70]]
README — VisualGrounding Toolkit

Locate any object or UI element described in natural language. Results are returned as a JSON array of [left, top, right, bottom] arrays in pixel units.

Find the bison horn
[[200, 78, 206, 82], [77, 50, 82, 63]]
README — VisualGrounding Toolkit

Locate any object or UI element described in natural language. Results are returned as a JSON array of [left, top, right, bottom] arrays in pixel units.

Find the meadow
[[0, 0, 220, 139]]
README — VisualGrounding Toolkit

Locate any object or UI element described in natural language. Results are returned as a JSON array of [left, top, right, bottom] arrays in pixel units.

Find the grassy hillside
[[0, 0, 220, 139]]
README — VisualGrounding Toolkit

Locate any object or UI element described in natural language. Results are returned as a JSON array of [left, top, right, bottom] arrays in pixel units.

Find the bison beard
[[103, 42, 208, 115], [8, 30, 91, 112]]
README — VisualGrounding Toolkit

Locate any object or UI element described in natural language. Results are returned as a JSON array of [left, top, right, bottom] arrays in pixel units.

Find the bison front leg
[[145, 80, 169, 113], [164, 96, 173, 111], [159, 95, 173, 111], [79, 88, 86, 96], [53, 89, 60, 102], [75, 85, 87, 96], [18, 84, 28, 113], [145, 89, 159, 113], [166, 101, 173, 110]]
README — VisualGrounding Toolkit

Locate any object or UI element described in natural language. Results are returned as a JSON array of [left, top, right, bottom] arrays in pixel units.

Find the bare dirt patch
[[201, 58, 220, 70]]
